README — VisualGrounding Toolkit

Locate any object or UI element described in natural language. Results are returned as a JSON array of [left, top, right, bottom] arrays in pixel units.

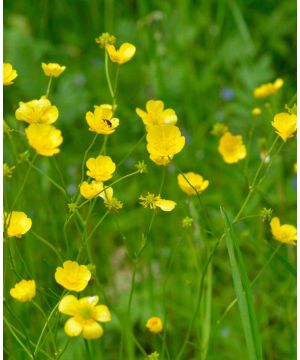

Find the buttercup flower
[[252, 108, 262, 116], [146, 317, 163, 333], [271, 112, 297, 142], [270, 217, 297, 245], [86, 104, 119, 134], [3, 63, 18, 85], [10, 280, 36, 302], [106, 43, 136, 64], [86, 155, 116, 182], [55, 261, 91, 292], [136, 100, 177, 127], [80, 180, 103, 200], [253, 78, 283, 98], [177, 172, 209, 196], [42, 63, 66, 77], [16, 97, 59, 124], [25, 124, 63, 156], [5, 211, 32, 238], [59, 295, 111, 339], [146, 125, 185, 166], [139, 193, 176, 211], [218, 132, 247, 164]]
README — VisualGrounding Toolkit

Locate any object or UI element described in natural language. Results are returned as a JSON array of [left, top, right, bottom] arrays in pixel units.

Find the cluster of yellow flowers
[[3, 31, 297, 354]]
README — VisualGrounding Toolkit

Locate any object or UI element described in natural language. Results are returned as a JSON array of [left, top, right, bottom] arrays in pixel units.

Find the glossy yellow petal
[[218, 132, 247, 164], [86, 155, 116, 182], [3, 63, 18, 85], [146, 317, 163, 333], [59, 295, 79, 315], [93, 305, 112, 322], [82, 321, 104, 339], [64, 317, 83, 337], [42, 63, 66, 77], [155, 199, 176, 212], [5, 211, 32, 238], [10, 280, 36, 302]]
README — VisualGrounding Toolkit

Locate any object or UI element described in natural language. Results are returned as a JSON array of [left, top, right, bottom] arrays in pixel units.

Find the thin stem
[[26, 158, 67, 198], [31, 231, 63, 263], [117, 134, 146, 167], [45, 77, 53, 98], [9, 154, 37, 212], [105, 50, 115, 103]]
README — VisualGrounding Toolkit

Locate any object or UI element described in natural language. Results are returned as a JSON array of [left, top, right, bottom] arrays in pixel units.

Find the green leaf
[[221, 207, 263, 360]]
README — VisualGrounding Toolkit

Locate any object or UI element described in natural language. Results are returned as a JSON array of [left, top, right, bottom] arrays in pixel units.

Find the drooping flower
[[253, 78, 283, 98], [4, 211, 32, 238], [106, 43, 136, 64], [16, 97, 59, 124], [25, 124, 63, 156], [80, 180, 103, 200], [3, 63, 18, 85], [59, 295, 111, 339], [146, 125, 185, 166], [146, 317, 163, 333], [10, 280, 36, 302], [86, 155, 116, 182], [86, 104, 119, 134], [270, 217, 297, 245], [136, 100, 177, 127], [177, 172, 209, 196], [218, 132, 247, 164], [42, 63, 66, 77], [139, 193, 176, 211], [55, 261, 91, 292], [271, 112, 297, 142]]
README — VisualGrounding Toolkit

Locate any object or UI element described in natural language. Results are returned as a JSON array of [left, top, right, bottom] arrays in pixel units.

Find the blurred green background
[[4, 0, 297, 359]]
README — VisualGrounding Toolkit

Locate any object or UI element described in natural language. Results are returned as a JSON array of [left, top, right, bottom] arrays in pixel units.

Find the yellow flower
[[271, 112, 297, 142], [146, 125, 185, 166], [99, 186, 123, 212], [136, 100, 177, 127], [55, 261, 91, 292], [177, 172, 209, 196], [5, 211, 32, 238], [253, 78, 283, 98], [218, 132, 247, 164], [146, 317, 163, 333], [10, 280, 36, 302], [42, 63, 66, 77], [86, 104, 119, 134], [3, 63, 18, 85], [139, 193, 176, 211], [86, 155, 116, 182], [106, 43, 136, 64], [59, 295, 111, 339], [252, 107, 262, 116], [25, 124, 63, 156], [80, 180, 103, 200], [270, 217, 297, 245], [16, 97, 59, 124]]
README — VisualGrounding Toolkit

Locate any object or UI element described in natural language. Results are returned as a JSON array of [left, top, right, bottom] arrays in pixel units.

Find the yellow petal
[[155, 199, 176, 211], [64, 317, 83, 337], [59, 295, 79, 315], [93, 305, 111, 322], [82, 321, 103, 339]]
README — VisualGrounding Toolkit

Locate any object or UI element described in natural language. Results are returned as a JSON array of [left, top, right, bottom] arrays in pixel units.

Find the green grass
[[4, 0, 296, 359]]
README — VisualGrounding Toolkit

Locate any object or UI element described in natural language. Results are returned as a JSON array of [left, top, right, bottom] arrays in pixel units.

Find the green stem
[[105, 50, 115, 103], [31, 231, 63, 263], [26, 158, 67, 198], [9, 154, 37, 212], [117, 134, 146, 167], [45, 77, 53, 98]]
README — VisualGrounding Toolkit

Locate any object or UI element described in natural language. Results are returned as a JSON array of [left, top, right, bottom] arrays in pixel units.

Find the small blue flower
[[220, 87, 235, 101]]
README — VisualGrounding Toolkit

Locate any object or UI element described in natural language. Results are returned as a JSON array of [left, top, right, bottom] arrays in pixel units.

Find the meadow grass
[[4, 0, 296, 359]]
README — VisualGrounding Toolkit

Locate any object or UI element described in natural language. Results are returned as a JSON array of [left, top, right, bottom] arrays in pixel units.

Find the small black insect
[[103, 119, 112, 127]]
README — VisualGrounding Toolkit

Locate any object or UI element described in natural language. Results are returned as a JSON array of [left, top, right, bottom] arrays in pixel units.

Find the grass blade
[[221, 207, 263, 360]]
